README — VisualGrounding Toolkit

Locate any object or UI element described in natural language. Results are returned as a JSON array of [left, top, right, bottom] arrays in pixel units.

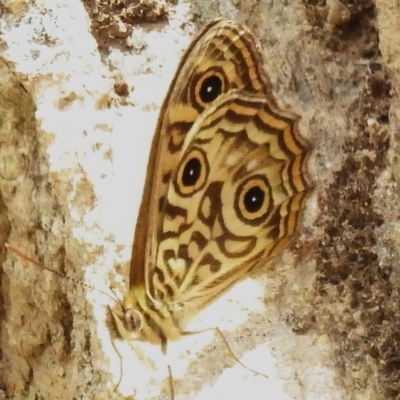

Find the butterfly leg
[[161, 338, 175, 400], [181, 327, 268, 379]]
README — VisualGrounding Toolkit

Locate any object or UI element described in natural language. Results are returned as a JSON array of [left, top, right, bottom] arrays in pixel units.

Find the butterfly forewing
[[130, 19, 274, 292]]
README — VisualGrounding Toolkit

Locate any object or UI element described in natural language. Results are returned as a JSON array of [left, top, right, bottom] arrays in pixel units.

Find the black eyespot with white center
[[235, 175, 272, 225], [199, 75, 223, 103], [244, 185, 265, 213], [182, 157, 201, 187], [176, 148, 209, 196]]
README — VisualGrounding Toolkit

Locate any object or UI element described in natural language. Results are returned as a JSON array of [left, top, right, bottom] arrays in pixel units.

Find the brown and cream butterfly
[[107, 18, 312, 398]]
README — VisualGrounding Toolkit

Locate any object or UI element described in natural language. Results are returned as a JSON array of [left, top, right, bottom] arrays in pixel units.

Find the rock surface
[[0, 1, 399, 399]]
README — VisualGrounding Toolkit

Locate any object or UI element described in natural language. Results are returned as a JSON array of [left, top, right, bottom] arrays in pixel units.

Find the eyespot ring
[[193, 67, 227, 106], [175, 147, 209, 197], [235, 175, 272, 225]]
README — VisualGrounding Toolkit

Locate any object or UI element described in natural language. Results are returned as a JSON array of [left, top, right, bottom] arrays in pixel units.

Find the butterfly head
[[106, 290, 145, 342], [106, 286, 181, 344]]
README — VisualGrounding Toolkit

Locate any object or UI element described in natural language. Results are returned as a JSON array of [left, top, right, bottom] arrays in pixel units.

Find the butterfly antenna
[[109, 285, 124, 305], [5, 242, 117, 303]]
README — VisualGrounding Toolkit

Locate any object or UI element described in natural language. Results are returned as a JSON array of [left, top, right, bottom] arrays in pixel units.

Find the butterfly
[[107, 18, 312, 398]]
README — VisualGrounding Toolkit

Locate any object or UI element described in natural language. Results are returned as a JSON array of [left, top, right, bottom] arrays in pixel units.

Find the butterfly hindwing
[[149, 91, 310, 308]]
